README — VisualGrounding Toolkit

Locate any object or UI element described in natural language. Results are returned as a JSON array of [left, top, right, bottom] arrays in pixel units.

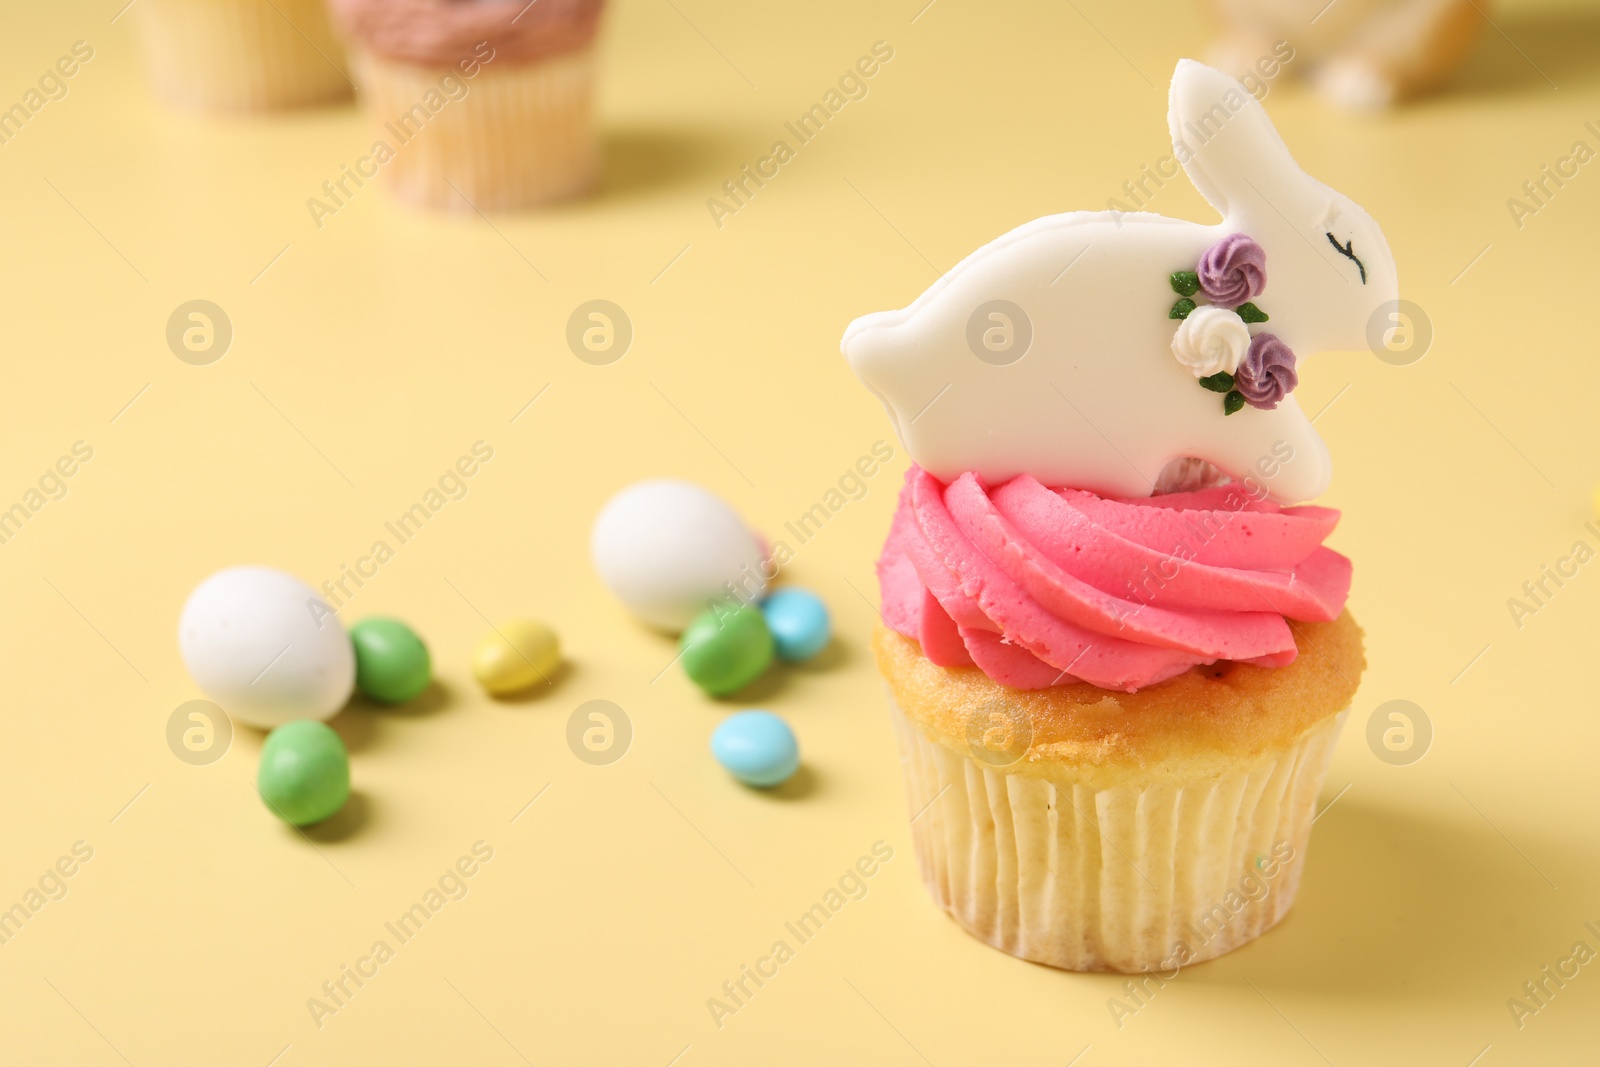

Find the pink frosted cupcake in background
[[328, 0, 603, 211], [133, 0, 351, 112]]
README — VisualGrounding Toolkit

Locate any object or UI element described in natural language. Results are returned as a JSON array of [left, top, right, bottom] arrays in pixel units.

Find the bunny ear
[[1168, 59, 1304, 218]]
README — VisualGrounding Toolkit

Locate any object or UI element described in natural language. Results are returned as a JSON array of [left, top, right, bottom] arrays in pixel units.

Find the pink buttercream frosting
[[328, 0, 603, 67], [876, 466, 1351, 692]]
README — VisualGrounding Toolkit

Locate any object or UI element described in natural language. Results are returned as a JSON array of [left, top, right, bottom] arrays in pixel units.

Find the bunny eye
[[1325, 232, 1367, 284]]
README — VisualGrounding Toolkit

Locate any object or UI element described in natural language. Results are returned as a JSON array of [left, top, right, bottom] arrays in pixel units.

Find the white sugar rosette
[[1172, 305, 1249, 377]]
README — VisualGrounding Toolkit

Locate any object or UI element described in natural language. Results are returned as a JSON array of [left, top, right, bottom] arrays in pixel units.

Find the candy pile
[[176, 478, 834, 828], [178, 565, 561, 827], [592, 479, 837, 789]]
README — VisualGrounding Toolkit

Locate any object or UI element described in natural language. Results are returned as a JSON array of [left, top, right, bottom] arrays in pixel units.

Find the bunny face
[[1169, 59, 1399, 354], [841, 61, 1395, 505]]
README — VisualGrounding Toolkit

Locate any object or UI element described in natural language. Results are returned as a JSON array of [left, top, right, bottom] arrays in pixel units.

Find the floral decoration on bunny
[[1168, 232, 1298, 415]]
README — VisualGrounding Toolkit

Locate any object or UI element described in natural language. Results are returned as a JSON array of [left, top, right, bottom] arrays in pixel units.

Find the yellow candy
[[472, 620, 560, 695]]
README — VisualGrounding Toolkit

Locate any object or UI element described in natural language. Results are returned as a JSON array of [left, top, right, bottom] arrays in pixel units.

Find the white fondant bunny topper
[[841, 60, 1397, 504]]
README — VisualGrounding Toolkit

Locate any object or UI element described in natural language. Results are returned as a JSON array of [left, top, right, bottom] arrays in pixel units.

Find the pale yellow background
[[1, 0, 1597, 1063]]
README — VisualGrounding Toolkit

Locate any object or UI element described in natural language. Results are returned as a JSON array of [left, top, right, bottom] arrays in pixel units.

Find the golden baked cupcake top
[[875, 612, 1363, 786]]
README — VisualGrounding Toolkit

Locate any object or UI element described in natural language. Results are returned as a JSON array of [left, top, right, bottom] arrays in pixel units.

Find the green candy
[[349, 617, 431, 704], [679, 604, 774, 696], [258, 721, 349, 826]]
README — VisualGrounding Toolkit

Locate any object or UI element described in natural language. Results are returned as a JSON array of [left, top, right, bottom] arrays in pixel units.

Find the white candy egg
[[178, 566, 355, 729], [591, 480, 767, 632]]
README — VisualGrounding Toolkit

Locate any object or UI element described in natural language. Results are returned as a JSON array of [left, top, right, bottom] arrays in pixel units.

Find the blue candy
[[711, 711, 800, 788], [760, 588, 831, 662]]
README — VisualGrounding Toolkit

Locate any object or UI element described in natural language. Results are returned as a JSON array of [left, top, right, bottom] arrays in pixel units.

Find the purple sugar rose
[[1236, 334, 1298, 409], [1197, 233, 1267, 308]]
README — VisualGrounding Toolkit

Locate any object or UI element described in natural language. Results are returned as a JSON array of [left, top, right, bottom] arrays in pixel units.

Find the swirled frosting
[[1197, 231, 1267, 308], [328, 0, 603, 67], [877, 466, 1351, 692]]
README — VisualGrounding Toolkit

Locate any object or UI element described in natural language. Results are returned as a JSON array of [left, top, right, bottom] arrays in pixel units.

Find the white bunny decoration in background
[[842, 60, 1397, 505], [1205, 0, 1482, 110]]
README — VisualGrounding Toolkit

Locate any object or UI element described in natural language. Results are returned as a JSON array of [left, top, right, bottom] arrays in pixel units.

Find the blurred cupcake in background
[[328, 0, 604, 211], [1201, 0, 1481, 109], [133, 0, 352, 112]]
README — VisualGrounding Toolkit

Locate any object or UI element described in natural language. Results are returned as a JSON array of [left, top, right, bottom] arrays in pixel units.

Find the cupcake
[[133, 0, 352, 112], [841, 61, 1397, 972], [327, 0, 603, 211]]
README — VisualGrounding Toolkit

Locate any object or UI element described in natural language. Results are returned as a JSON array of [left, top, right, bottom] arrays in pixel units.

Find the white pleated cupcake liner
[[135, 0, 351, 112], [351, 47, 598, 212], [891, 696, 1346, 972]]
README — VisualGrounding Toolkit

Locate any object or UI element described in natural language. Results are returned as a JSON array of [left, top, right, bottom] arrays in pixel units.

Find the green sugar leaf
[[1224, 390, 1245, 416], [1198, 371, 1235, 393], [1170, 271, 1200, 297], [1236, 302, 1269, 323], [1169, 298, 1197, 319]]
